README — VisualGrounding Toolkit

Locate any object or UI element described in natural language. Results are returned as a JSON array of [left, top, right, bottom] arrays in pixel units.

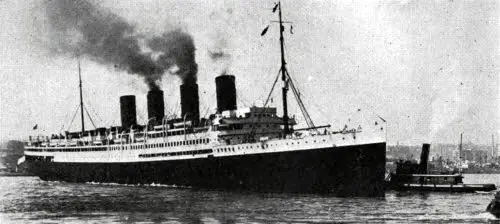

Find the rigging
[[261, 1, 318, 134], [78, 61, 85, 133]]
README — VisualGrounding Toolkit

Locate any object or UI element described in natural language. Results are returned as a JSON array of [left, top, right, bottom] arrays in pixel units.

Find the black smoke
[[43, 0, 197, 90], [149, 31, 198, 85]]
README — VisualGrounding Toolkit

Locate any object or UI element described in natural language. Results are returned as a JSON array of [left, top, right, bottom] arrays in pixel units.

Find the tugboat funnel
[[419, 143, 430, 174]]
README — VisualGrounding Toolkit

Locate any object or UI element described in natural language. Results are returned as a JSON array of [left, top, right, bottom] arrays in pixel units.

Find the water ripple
[[0, 174, 499, 223]]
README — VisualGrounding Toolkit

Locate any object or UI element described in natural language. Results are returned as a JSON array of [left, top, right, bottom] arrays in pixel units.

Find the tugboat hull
[[26, 142, 386, 197], [389, 183, 496, 193]]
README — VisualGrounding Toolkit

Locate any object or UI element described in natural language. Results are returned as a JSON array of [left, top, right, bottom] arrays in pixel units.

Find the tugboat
[[19, 2, 387, 197], [487, 191, 500, 218], [387, 143, 496, 192]]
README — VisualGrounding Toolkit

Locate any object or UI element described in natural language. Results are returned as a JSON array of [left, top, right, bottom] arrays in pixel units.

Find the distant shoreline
[[0, 172, 35, 177]]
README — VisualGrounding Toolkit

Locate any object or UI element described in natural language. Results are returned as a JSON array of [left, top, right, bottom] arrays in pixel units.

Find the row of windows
[[26, 138, 330, 153], [217, 124, 279, 131], [217, 147, 236, 153], [128, 139, 210, 150], [215, 139, 329, 153], [27, 147, 108, 152], [139, 149, 213, 158], [26, 139, 211, 152], [251, 113, 275, 118], [147, 130, 192, 138], [215, 143, 273, 152], [26, 155, 54, 162]]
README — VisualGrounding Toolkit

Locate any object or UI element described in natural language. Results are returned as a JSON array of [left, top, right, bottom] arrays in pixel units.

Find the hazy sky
[[0, 0, 498, 145]]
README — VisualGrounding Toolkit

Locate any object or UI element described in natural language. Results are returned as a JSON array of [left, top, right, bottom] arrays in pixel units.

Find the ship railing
[[340, 128, 361, 134], [307, 127, 362, 137], [27, 133, 115, 146], [26, 138, 74, 148], [135, 137, 145, 142], [115, 138, 127, 144]]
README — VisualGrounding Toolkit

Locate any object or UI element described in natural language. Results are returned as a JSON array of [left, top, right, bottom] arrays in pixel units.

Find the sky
[[0, 0, 498, 145]]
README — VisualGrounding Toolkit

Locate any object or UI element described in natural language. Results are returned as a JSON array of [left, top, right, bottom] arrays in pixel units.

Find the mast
[[277, 2, 289, 135], [493, 134, 496, 162], [459, 132, 463, 161], [78, 61, 85, 133]]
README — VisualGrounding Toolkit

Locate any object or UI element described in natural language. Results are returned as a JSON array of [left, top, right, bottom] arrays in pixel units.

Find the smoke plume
[[42, 0, 197, 90], [206, 9, 233, 76], [148, 31, 198, 85], [208, 50, 231, 61]]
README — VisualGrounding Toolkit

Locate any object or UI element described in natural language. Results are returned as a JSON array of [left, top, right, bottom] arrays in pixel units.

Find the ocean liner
[[21, 3, 386, 196]]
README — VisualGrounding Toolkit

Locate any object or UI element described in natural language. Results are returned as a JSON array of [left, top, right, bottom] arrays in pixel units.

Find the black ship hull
[[26, 142, 386, 197]]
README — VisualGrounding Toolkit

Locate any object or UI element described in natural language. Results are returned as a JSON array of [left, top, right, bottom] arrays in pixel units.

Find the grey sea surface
[[0, 174, 498, 223]]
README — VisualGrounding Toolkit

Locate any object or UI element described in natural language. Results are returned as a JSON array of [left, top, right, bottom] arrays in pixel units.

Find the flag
[[32, 124, 38, 130], [377, 115, 387, 123], [261, 26, 269, 36], [272, 3, 279, 13]]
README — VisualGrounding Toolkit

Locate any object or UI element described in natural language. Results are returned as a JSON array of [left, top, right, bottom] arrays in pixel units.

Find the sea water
[[0, 174, 498, 223]]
